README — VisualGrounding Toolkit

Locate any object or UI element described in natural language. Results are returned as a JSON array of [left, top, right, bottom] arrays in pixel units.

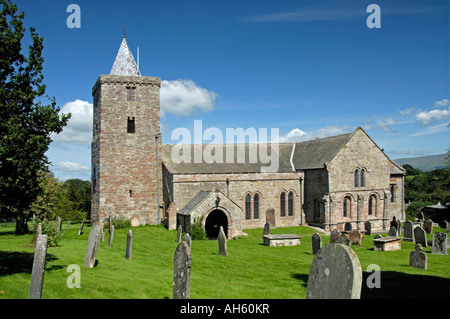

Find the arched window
[[288, 191, 294, 216], [360, 169, 365, 188], [253, 193, 260, 219], [280, 192, 286, 217], [343, 196, 351, 218], [368, 195, 376, 216], [354, 169, 359, 188], [245, 194, 251, 220]]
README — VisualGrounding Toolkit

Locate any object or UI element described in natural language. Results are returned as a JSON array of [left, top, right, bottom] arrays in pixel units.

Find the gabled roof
[[110, 36, 140, 76], [177, 191, 213, 215]]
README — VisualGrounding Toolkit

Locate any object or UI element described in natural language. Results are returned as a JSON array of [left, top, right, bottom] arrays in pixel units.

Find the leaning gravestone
[[263, 222, 271, 237], [306, 243, 362, 299], [410, 244, 427, 270], [330, 229, 340, 243], [312, 233, 322, 254], [431, 232, 447, 255], [84, 222, 101, 268], [335, 234, 350, 247], [173, 241, 191, 299], [414, 226, 427, 247], [78, 219, 85, 236], [349, 230, 362, 245], [364, 220, 372, 236], [423, 219, 433, 234], [373, 234, 382, 239], [388, 226, 398, 237], [218, 226, 228, 256], [125, 230, 133, 259], [108, 225, 114, 248], [182, 233, 191, 247], [403, 220, 414, 242], [29, 235, 48, 299]]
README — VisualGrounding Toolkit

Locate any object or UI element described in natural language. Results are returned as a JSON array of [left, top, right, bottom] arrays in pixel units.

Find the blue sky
[[14, 0, 450, 180]]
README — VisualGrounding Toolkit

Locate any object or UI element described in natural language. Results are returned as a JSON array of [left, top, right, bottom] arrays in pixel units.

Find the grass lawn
[[0, 222, 449, 299]]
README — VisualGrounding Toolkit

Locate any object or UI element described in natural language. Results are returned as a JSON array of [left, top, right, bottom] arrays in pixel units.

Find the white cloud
[[52, 99, 93, 145], [375, 117, 396, 132], [279, 125, 351, 143], [414, 107, 450, 125], [399, 107, 416, 116], [160, 79, 218, 117], [433, 99, 450, 108], [409, 122, 449, 137], [54, 161, 90, 173]]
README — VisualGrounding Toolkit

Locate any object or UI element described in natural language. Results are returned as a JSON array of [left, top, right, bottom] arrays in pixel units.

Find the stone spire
[[109, 35, 140, 76]]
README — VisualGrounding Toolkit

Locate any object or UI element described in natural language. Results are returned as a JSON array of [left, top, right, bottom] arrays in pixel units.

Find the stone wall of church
[[91, 75, 162, 226], [163, 170, 305, 232]]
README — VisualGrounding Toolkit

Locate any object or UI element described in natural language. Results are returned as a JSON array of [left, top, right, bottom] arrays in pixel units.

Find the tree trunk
[[15, 216, 29, 235]]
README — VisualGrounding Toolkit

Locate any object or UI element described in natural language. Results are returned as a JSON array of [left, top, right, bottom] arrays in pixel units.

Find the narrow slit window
[[126, 86, 136, 101], [245, 194, 251, 220], [354, 169, 359, 188], [127, 117, 135, 133], [253, 194, 259, 219], [280, 192, 286, 217], [288, 191, 294, 216]]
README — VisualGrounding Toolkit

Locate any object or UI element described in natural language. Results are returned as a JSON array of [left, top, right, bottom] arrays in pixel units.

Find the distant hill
[[394, 153, 449, 171]]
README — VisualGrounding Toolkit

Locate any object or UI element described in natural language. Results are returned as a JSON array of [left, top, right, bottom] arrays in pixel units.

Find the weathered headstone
[[218, 226, 228, 256], [306, 243, 362, 299], [101, 226, 106, 242], [78, 219, 85, 236], [266, 208, 275, 227], [335, 234, 350, 247], [182, 233, 191, 247], [418, 211, 424, 222], [423, 219, 433, 234], [67, 220, 70, 229], [108, 225, 114, 248], [364, 220, 372, 236], [125, 230, 133, 259], [344, 222, 352, 232], [330, 229, 340, 243], [403, 220, 414, 242], [35, 223, 42, 248], [312, 233, 322, 254], [263, 222, 271, 237], [29, 235, 48, 299], [409, 244, 427, 270], [130, 215, 140, 227], [414, 226, 427, 247], [56, 216, 62, 232], [373, 233, 382, 239], [396, 220, 401, 236], [388, 226, 397, 237], [446, 221, 450, 233], [349, 230, 362, 245], [84, 222, 101, 268], [176, 225, 182, 243], [431, 232, 447, 255], [172, 241, 191, 299]]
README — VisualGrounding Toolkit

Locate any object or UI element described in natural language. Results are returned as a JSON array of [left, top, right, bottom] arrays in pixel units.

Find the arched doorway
[[205, 209, 228, 239]]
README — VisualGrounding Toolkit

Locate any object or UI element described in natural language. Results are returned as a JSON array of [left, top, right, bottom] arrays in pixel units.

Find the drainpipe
[[155, 132, 162, 224], [226, 178, 229, 197]]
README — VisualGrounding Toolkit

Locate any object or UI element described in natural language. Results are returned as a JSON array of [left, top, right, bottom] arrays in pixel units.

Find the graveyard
[[0, 221, 449, 299]]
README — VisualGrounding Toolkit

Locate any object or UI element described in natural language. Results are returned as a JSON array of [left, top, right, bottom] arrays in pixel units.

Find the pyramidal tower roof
[[109, 35, 141, 76]]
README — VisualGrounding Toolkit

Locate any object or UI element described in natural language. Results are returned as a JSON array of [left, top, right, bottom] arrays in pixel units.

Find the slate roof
[[177, 190, 213, 215], [110, 36, 141, 76]]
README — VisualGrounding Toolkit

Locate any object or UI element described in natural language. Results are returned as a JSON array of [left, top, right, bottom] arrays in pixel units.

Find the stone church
[[91, 36, 406, 238]]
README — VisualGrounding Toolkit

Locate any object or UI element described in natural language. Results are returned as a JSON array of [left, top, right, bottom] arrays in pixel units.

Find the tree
[[0, 0, 70, 234]]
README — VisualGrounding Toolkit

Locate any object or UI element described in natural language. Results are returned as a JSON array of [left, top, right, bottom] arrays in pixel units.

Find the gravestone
[[108, 225, 114, 248], [35, 223, 42, 248], [414, 226, 427, 247], [410, 244, 427, 270], [403, 220, 414, 242], [125, 230, 133, 259], [29, 234, 48, 299], [130, 215, 140, 227], [312, 233, 322, 254], [306, 243, 362, 299], [78, 219, 85, 236], [344, 222, 352, 232], [84, 222, 101, 268], [373, 234, 382, 239], [263, 222, 271, 237], [173, 241, 191, 299], [446, 221, 450, 232], [56, 216, 62, 232], [176, 225, 182, 243], [418, 211, 424, 222], [349, 230, 362, 245], [335, 234, 350, 247], [364, 220, 372, 236], [218, 226, 228, 256], [423, 219, 433, 234], [182, 233, 191, 247], [388, 226, 397, 237], [67, 220, 70, 229], [330, 229, 340, 243], [431, 232, 447, 255], [266, 209, 275, 227], [396, 220, 401, 236], [101, 226, 106, 242]]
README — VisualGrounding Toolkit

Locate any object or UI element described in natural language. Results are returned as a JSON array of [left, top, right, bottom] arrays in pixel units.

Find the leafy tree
[[0, 0, 70, 234]]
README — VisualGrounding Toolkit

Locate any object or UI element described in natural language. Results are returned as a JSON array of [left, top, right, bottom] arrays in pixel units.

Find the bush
[[190, 217, 206, 240], [30, 216, 62, 247]]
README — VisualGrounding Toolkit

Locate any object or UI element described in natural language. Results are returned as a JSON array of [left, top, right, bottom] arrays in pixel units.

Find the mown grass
[[0, 222, 448, 299]]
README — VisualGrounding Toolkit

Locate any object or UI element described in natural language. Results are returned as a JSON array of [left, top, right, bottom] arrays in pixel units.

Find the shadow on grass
[[290, 273, 308, 287], [0, 250, 62, 276]]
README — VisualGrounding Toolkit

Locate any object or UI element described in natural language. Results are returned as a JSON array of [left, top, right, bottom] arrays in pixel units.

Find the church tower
[[91, 35, 162, 226]]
